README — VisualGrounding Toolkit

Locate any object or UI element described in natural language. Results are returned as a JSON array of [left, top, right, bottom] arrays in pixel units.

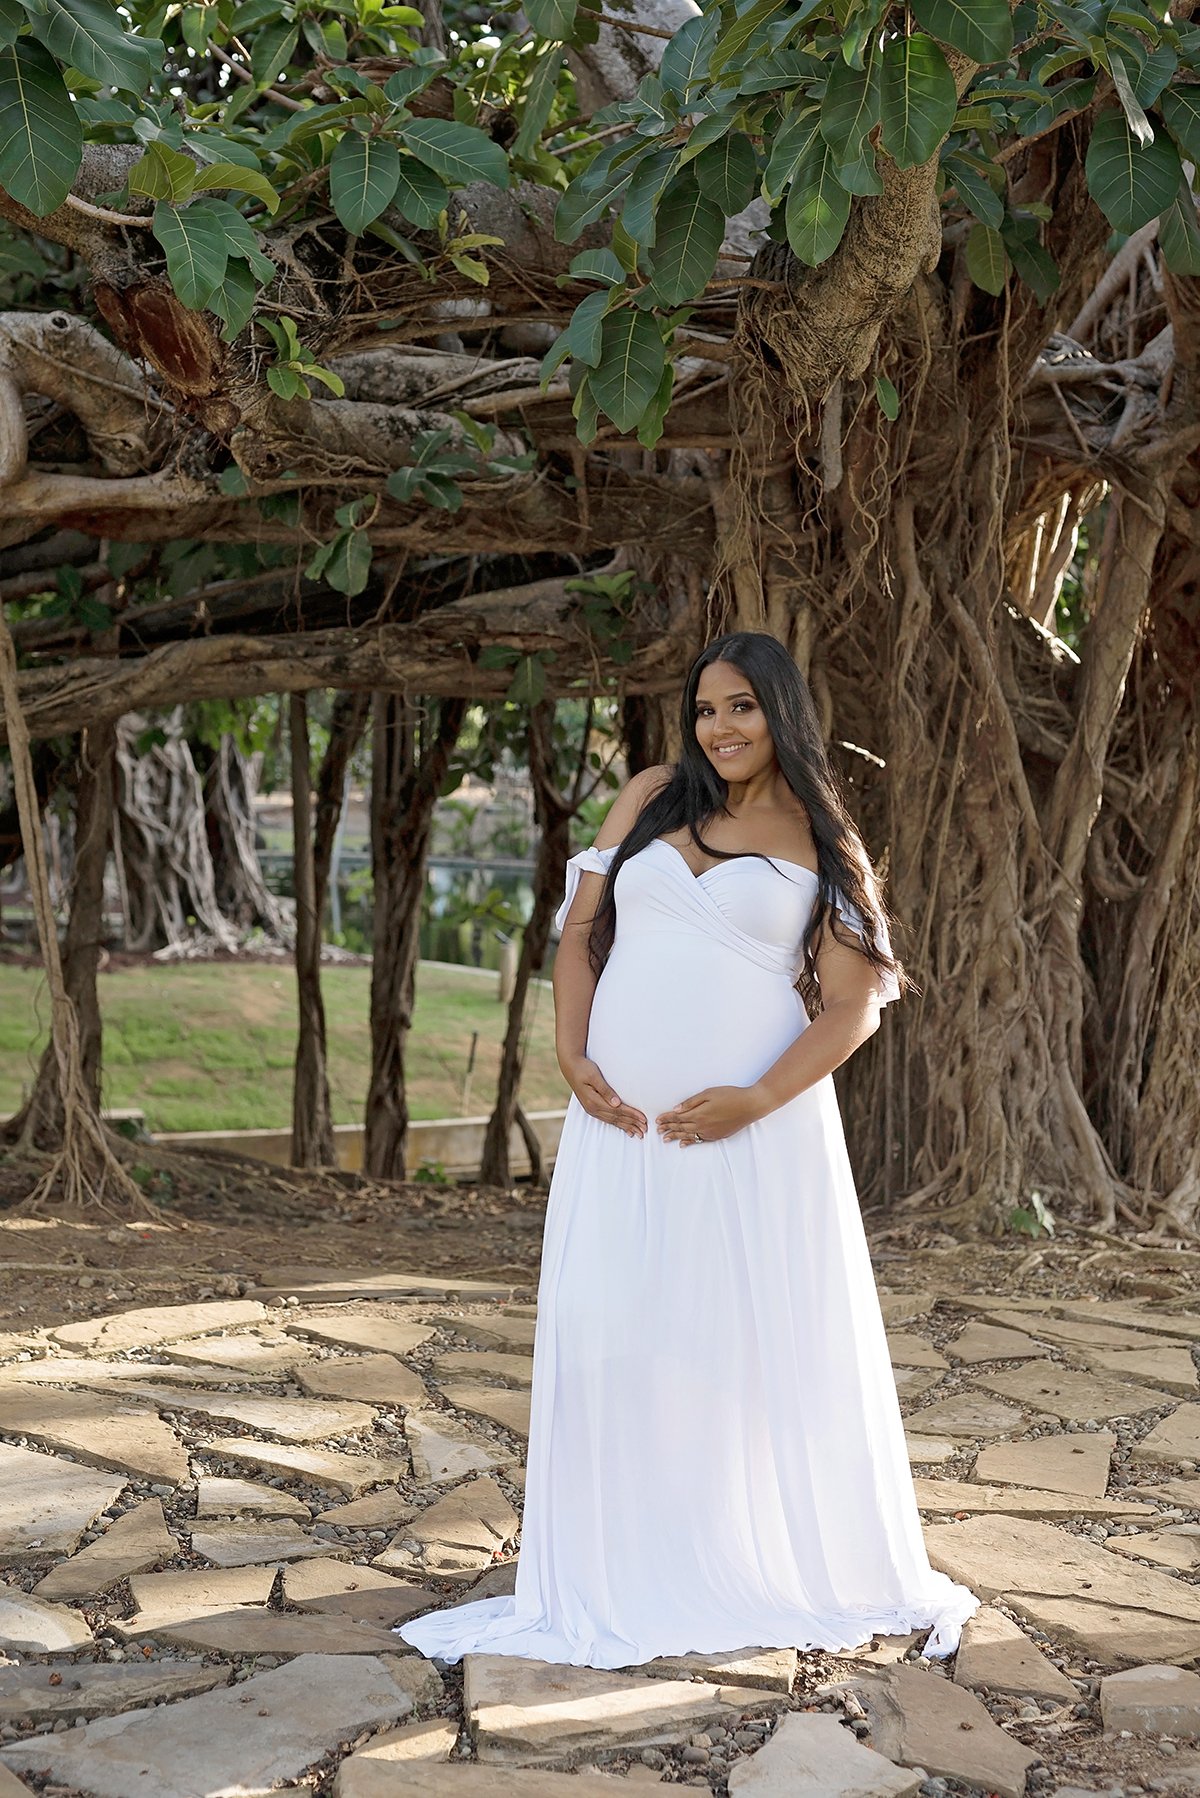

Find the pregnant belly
[[585, 933, 808, 1115]]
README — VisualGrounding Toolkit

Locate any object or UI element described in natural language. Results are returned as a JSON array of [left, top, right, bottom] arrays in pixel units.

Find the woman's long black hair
[[583, 631, 909, 1013]]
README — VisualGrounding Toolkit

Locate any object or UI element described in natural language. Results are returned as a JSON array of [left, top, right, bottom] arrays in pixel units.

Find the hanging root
[[0, 615, 165, 1224]]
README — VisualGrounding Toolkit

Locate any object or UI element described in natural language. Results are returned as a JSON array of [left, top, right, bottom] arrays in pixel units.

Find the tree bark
[[364, 692, 466, 1180], [289, 694, 336, 1169]]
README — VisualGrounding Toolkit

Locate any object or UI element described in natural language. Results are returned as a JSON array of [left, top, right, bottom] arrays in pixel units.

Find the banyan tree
[[0, 0, 1198, 1233]]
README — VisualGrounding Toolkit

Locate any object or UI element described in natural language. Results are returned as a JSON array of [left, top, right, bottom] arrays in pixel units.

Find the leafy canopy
[[0, 0, 1197, 454]]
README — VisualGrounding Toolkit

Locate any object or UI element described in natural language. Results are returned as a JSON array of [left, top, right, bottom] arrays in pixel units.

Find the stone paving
[[1, 1281, 1200, 1795]]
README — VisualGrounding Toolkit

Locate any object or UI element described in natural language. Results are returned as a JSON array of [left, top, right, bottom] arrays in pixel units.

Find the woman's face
[[693, 660, 775, 780]]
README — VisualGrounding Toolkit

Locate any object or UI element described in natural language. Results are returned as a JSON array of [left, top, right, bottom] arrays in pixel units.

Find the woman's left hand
[[656, 1085, 764, 1145]]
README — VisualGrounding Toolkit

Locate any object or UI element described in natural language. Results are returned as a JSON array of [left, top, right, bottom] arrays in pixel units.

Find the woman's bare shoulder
[[593, 763, 675, 849]]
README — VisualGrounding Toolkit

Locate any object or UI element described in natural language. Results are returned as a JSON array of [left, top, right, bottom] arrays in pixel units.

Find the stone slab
[[628, 1647, 796, 1692], [108, 1385, 379, 1443], [1082, 1345, 1199, 1396], [953, 1605, 1077, 1703], [190, 1518, 332, 1567], [0, 1653, 417, 1798], [991, 1306, 1193, 1351], [128, 1564, 276, 1619], [877, 1294, 933, 1327], [51, 1300, 267, 1353], [1140, 1476, 1200, 1508], [1100, 1662, 1200, 1734], [892, 1368, 942, 1402], [202, 1437, 408, 1497], [0, 1356, 278, 1390], [0, 1662, 228, 1725], [168, 1334, 318, 1374], [34, 1498, 174, 1601], [1009, 1594, 1200, 1664], [119, 1607, 408, 1657], [1106, 1526, 1200, 1574], [1132, 1404, 1200, 1468], [0, 1591, 93, 1655], [973, 1362, 1166, 1423], [0, 1772, 29, 1798], [913, 1478, 1153, 1518], [317, 1488, 416, 1531], [403, 1411, 518, 1484], [886, 1334, 949, 1371], [0, 1441, 125, 1564], [297, 1354, 429, 1409], [925, 1513, 1200, 1618], [332, 1719, 458, 1797], [288, 1317, 435, 1358], [429, 1313, 535, 1354], [251, 1272, 517, 1302], [952, 1322, 1049, 1363], [430, 1381, 529, 1439], [0, 1384, 187, 1484], [727, 1709, 919, 1795], [973, 1432, 1116, 1498], [904, 1436, 961, 1466], [337, 1762, 621, 1798], [432, 1350, 534, 1388], [904, 1393, 1027, 1439], [840, 1665, 1037, 1798], [375, 1477, 519, 1580], [194, 1476, 311, 1520], [464, 1651, 789, 1767], [282, 1557, 429, 1626]]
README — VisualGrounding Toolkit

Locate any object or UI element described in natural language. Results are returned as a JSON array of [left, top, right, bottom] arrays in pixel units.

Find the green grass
[[0, 961, 568, 1134]]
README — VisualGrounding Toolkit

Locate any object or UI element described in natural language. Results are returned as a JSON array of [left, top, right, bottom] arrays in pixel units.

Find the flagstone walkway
[[1, 1274, 1199, 1796]]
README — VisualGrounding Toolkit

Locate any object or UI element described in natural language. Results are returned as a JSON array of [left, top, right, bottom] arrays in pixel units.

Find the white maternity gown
[[395, 835, 979, 1668]]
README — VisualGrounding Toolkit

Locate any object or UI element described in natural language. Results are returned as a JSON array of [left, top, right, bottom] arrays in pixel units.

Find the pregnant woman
[[396, 629, 978, 1669]]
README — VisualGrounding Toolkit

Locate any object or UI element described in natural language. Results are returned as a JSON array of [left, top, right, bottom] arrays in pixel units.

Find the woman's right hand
[[563, 1056, 647, 1139]]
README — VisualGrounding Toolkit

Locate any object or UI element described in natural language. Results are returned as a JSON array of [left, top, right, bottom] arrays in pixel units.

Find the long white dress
[[395, 836, 979, 1668]]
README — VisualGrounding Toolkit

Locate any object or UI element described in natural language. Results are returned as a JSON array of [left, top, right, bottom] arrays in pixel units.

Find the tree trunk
[[480, 699, 577, 1189], [363, 692, 466, 1180], [12, 720, 114, 1147], [289, 694, 336, 1169]]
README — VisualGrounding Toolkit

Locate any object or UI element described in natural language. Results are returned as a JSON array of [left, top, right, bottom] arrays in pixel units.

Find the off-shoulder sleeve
[[554, 844, 620, 934], [828, 886, 902, 1008]]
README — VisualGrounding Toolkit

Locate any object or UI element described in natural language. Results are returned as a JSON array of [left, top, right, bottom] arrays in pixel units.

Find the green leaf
[[710, 0, 788, 78], [513, 47, 564, 160], [567, 246, 626, 285], [1002, 220, 1060, 301], [151, 198, 230, 309], [645, 171, 724, 304], [1085, 105, 1181, 233], [208, 256, 259, 341], [874, 373, 900, 419], [0, 38, 82, 218], [315, 529, 373, 596], [540, 286, 611, 383], [330, 133, 402, 233], [943, 151, 1004, 226], [694, 131, 757, 215], [250, 18, 298, 90], [910, 0, 1012, 64], [0, 0, 22, 52], [621, 145, 679, 247], [589, 307, 667, 433], [129, 142, 198, 205], [964, 219, 1010, 293], [1159, 180, 1200, 277], [192, 161, 281, 214], [762, 105, 822, 203], [24, 0, 160, 92], [784, 139, 851, 266], [391, 153, 448, 228], [820, 54, 880, 163], [659, 13, 719, 99], [1108, 49, 1154, 147], [836, 147, 883, 195], [879, 32, 958, 170], [400, 118, 510, 189], [1161, 86, 1200, 162], [524, 0, 577, 40], [199, 198, 277, 283], [636, 360, 675, 449]]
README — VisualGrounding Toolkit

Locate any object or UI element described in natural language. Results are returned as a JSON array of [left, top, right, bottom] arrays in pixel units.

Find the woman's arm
[[553, 763, 672, 1136], [656, 927, 886, 1144]]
